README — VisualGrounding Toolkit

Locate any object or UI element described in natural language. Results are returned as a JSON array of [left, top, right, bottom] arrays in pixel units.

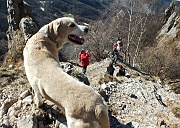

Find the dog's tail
[[95, 103, 110, 128]]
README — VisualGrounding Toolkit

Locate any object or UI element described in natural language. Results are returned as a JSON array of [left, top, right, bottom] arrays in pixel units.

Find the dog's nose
[[84, 27, 88, 34]]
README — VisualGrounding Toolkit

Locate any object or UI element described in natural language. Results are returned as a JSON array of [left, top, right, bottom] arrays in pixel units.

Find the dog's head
[[39, 17, 88, 49]]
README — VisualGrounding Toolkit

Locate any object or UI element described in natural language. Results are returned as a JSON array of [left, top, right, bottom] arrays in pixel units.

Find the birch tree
[[84, 0, 159, 65], [85, 0, 126, 62], [124, 0, 157, 66]]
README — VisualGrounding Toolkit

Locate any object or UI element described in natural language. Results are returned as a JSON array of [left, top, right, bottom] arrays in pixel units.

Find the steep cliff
[[140, 1, 180, 80]]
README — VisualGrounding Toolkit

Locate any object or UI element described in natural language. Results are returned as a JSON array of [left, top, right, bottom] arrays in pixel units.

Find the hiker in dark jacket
[[107, 62, 115, 76], [116, 64, 125, 76]]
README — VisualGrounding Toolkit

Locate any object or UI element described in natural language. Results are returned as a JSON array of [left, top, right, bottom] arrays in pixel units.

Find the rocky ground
[[0, 58, 180, 128]]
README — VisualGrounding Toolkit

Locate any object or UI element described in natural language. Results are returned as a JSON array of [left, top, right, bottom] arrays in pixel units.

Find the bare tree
[[85, 0, 126, 62], [123, 0, 158, 66], [2, 0, 36, 68], [85, 0, 160, 66]]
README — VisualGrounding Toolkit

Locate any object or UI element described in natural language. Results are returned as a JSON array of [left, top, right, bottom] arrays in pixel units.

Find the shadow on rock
[[37, 103, 67, 127], [109, 111, 134, 128], [74, 73, 90, 85]]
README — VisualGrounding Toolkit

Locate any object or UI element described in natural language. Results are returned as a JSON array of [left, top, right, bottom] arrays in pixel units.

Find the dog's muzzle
[[68, 27, 88, 45], [68, 34, 85, 45]]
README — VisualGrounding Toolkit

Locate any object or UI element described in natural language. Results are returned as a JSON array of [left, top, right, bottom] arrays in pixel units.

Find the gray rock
[[22, 95, 33, 104], [17, 115, 37, 128], [20, 90, 30, 99], [0, 98, 18, 119]]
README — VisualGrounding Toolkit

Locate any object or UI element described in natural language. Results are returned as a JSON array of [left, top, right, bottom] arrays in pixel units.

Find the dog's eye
[[69, 23, 75, 27]]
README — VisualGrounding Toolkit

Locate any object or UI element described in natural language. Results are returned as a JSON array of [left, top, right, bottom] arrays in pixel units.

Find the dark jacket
[[116, 68, 125, 76], [107, 65, 115, 76]]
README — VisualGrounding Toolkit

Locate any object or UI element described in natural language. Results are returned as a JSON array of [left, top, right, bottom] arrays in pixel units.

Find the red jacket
[[80, 52, 90, 67]]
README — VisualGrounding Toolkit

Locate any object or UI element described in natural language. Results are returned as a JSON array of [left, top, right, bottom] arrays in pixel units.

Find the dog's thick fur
[[23, 17, 110, 128]]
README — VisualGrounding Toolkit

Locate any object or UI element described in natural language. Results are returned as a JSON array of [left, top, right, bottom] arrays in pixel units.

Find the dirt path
[[86, 59, 120, 86], [71, 58, 127, 87]]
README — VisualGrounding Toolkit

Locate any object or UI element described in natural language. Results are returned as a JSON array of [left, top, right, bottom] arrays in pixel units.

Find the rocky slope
[[86, 59, 180, 128], [0, 59, 179, 128]]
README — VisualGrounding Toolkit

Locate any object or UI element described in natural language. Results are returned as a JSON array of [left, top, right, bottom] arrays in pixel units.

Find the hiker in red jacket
[[80, 49, 91, 74]]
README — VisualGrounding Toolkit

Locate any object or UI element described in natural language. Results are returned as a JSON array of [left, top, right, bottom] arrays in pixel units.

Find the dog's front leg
[[34, 91, 44, 107], [31, 82, 44, 108]]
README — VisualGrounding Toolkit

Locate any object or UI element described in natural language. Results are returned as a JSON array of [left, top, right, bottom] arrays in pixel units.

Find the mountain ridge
[[0, 0, 173, 33]]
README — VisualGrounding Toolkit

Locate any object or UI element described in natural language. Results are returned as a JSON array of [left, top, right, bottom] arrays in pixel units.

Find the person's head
[[118, 38, 122, 41], [119, 64, 123, 69], [109, 61, 113, 67], [81, 49, 85, 53]]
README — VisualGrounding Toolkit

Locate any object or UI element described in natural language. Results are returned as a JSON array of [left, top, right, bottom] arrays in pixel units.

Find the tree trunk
[[2, 0, 38, 68]]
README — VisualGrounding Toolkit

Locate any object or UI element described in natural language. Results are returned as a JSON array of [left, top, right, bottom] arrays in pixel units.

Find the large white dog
[[23, 17, 110, 128]]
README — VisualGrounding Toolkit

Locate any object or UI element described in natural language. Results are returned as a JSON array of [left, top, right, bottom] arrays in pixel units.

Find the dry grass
[[172, 106, 180, 118], [71, 70, 83, 78], [98, 73, 120, 85], [140, 35, 180, 81], [169, 82, 180, 94]]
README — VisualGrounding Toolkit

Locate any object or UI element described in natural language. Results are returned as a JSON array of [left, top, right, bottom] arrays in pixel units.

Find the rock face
[[159, 11, 180, 38], [2, 0, 38, 68], [155, 7, 180, 80], [0, 60, 179, 128], [7, 0, 31, 31], [140, 2, 180, 80], [164, 2, 175, 23]]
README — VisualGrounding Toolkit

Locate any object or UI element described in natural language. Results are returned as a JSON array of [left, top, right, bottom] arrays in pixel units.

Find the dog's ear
[[55, 20, 62, 33]]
